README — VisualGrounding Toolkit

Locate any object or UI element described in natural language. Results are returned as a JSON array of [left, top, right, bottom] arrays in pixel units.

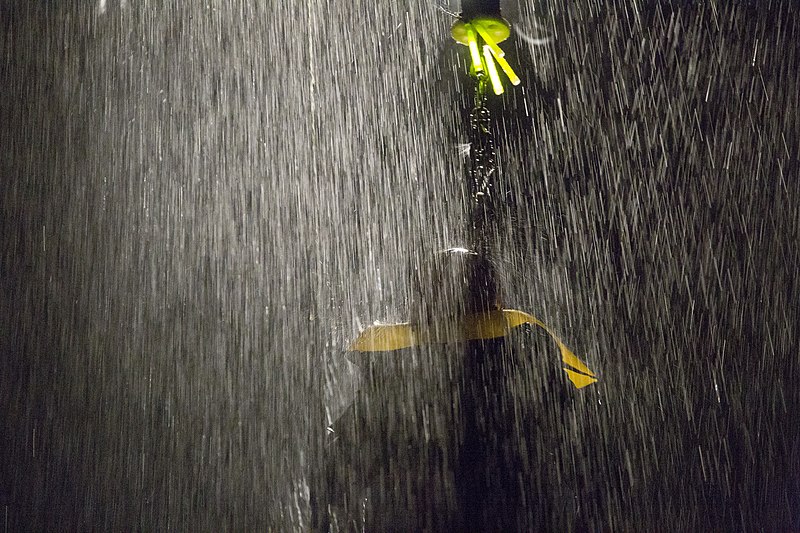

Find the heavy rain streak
[[1, 0, 799, 530]]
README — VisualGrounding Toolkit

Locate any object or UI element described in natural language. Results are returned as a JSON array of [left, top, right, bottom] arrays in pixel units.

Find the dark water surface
[[2, 1, 798, 530]]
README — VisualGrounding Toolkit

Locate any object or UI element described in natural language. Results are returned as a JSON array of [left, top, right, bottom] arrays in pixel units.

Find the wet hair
[[408, 248, 502, 326]]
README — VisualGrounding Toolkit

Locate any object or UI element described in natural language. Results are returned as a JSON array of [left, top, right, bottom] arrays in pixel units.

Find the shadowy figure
[[310, 3, 600, 530], [312, 249, 598, 531]]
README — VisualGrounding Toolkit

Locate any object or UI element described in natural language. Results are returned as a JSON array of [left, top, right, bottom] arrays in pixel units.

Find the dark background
[[2, 1, 798, 530]]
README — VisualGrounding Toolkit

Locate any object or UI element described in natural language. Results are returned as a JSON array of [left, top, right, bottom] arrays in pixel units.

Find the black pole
[[460, 0, 501, 18], [466, 77, 499, 258]]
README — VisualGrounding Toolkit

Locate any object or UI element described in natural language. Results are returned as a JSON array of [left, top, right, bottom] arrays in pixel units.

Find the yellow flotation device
[[349, 309, 597, 389]]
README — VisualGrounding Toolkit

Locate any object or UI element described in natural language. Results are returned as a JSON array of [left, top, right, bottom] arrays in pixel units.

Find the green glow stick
[[489, 45, 521, 86], [473, 21, 505, 58], [465, 24, 484, 74], [483, 45, 504, 95]]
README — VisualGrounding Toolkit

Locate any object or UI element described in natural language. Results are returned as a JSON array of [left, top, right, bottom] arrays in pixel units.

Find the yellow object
[[465, 24, 484, 75], [450, 16, 520, 93], [349, 309, 598, 389], [349, 323, 416, 352], [473, 21, 505, 58], [483, 45, 504, 95], [564, 369, 598, 389], [489, 47, 521, 86], [451, 16, 511, 47]]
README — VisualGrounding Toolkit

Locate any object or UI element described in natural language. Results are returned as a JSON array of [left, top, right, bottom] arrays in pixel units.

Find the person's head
[[408, 247, 502, 326]]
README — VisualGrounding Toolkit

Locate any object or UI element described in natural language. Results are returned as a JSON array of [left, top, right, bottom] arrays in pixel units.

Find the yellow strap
[[349, 323, 416, 352], [564, 368, 598, 389], [502, 310, 596, 377], [349, 310, 598, 388]]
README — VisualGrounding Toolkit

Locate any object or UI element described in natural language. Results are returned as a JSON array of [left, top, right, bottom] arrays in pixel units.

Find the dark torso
[[316, 324, 588, 531]]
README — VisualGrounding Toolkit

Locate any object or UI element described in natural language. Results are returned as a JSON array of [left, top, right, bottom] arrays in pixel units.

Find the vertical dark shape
[[0, 3, 79, 530], [455, 329, 582, 531], [466, 80, 502, 259], [460, 0, 501, 18]]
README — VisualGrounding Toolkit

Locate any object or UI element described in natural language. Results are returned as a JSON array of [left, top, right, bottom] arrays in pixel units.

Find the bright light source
[[483, 46, 504, 95], [473, 22, 505, 58], [490, 47, 521, 86], [465, 24, 484, 75]]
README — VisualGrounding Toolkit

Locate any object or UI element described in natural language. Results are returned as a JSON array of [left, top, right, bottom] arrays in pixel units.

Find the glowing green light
[[465, 24, 484, 75], [451, 17, 520, 93], [489, 46, 521, 86], [483, 45, 504, 95], [473, 21, 504, 59]]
